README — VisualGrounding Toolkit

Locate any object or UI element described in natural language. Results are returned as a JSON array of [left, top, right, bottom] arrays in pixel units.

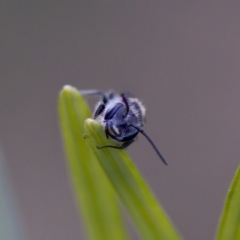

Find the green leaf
[[58, 85, 128, 240], [84, 118, 182, 240], [215, 166, 240, 240]]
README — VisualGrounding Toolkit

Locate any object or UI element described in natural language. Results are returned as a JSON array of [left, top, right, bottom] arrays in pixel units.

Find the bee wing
[[80, 89, 108, 103]]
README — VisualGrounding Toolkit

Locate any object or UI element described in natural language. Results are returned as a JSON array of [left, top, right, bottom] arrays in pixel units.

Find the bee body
[[81, 89, 168, 165]]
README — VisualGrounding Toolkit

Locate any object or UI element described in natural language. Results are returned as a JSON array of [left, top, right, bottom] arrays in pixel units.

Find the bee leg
[[97, 139, 135, 150]]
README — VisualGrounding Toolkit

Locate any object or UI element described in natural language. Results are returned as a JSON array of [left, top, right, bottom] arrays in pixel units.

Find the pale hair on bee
[[80, 89, 168, 165]]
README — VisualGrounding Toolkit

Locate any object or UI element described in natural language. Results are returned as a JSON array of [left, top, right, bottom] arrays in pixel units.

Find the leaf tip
[[59, 85, 81, 102], [85, 118, 95, 125], [61, 85, 74, 93], [85, 118, 103, 132]]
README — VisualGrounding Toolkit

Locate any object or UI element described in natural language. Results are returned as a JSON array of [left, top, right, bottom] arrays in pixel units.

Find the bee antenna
[[80, 90, 108, 104], [121, 94, 129, 118], [130, 125, 168, 165]]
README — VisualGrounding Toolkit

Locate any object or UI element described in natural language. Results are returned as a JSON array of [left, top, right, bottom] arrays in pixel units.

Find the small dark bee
[[81, 89, 168, 165]]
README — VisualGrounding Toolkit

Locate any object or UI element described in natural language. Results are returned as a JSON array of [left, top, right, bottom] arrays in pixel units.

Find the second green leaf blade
[[84, 119, 181, 240], [216, 166, 240, 240]]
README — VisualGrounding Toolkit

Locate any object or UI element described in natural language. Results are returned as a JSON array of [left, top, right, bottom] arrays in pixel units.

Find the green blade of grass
[[215, 166, 240, 240], [59, 85, 128, 240], [84, 118, 181, 240]]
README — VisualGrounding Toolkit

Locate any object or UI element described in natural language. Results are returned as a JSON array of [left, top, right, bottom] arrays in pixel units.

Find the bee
[[81, 89, 168, 165]]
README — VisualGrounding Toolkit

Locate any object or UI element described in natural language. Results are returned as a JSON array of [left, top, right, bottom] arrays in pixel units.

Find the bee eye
[[94, 103, 105, 118], [105, 103, 123, 120]]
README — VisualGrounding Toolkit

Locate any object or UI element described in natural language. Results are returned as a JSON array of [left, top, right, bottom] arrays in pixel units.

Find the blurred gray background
[[1, 1, 240, 240]]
